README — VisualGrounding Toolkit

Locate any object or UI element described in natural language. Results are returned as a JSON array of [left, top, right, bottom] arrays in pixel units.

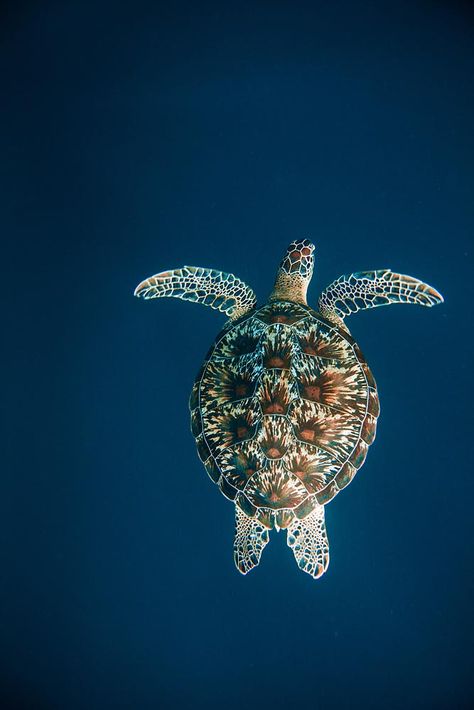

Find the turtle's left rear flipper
[[318, 270, 443, 324], [234, 507, 270, 575], [134, 266, 257, 320]]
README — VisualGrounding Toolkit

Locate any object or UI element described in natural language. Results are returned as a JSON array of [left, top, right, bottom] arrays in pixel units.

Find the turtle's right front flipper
[[318, 269, 443, 325], [134, 266, 257, 320]]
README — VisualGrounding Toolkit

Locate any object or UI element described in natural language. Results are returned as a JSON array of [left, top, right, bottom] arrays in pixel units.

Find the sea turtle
[[134, 240, 443, 579]]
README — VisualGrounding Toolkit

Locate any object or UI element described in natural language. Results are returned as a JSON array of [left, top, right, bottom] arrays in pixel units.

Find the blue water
[[2, 2, 473, 708]]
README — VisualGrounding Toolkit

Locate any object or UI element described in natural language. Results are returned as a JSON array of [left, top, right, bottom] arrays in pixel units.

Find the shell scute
[[294, 353, 368, 419], [257, 369, 297, 415], [361, 413, 377, 445], [200, 357, 258, 409], [275, 509, 295, 529], [294, 319, 353, 361], [294, 494, 319, 519], [216, 440, 261, 490], [204, 456, 221, 483], [244, 465, 308, 510], [203, 399, 261, 452], [214, 318, 265, 358], [235, 492, 257, 517], [367, 388, 380, 417], [218, 475, 238, 501], [262, 324, 294, 370], [257, 415, 294, 461], [256, 508, 275, 529], [283, 443, 338, 493], [196, 434, 212, 463], [255, 302, 308, 325], [349, 439, 369, 469], [316, 481, 339, 505], [289, 399, 362, 461], [190, 408, 202, 437], [335, 461, 357, 490]]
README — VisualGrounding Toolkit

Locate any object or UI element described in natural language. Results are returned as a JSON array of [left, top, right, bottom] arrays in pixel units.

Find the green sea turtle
[[134, 240, 443, 579]]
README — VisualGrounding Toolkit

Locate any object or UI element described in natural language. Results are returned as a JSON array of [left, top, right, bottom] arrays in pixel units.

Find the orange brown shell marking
[[190, 300, 379, 529]]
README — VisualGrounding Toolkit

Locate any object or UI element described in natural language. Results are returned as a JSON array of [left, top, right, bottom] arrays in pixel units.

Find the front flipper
[[234, 507, 270, 575], [318, 269, 443, 324], [286, 505, 330, 579], [134, 266, 257, 320]]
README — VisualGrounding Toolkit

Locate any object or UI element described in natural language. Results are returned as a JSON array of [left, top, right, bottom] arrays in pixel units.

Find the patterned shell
[[190, 301, 380, 530]]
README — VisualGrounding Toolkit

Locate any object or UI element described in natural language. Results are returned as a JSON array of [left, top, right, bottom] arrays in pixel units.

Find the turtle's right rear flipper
[[286, 505, 330, 579], [134, 266, 256, 320]]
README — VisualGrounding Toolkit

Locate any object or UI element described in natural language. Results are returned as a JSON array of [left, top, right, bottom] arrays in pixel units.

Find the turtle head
[[269, 239, 315, 305]]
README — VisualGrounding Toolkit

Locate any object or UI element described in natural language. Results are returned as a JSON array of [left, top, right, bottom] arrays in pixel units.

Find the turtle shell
[[190, 300, 379, 530]]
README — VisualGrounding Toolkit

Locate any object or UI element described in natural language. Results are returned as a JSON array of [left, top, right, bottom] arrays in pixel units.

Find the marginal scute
[[196, 434, 211, 463], [294, 494, 318, 520], [219, 475, 238, 501], [367, 388, 380, 416], [352, 343, 365, 362], [275, 509, 295, 529], [361, 361, 377, 389], [361, 413, 377, 445], [256, 508, 275, 529], [316, 481, 339, 505], [190, 408, 202, 437], [204, 456, 221, 483], [335, 461, 357, 490], [189, 381, 200, 411], [236, 492, 257, 517], [349, 439, 369, 469], [191, 300, 380, 527]]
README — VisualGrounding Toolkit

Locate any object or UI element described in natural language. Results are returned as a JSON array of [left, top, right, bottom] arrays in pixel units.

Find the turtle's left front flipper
[[134, 266, 257, 320], [318, 270, 443, 325]]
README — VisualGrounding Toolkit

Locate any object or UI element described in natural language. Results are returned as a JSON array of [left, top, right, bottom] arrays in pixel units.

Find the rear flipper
[[134, 266, 257, 320], [286, 505, 330, 579], [234, 507, 270, 575], [318, 269, 443, 326]]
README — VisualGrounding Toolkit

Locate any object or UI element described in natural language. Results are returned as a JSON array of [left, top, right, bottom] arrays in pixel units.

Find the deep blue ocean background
[[2, 2, 473, 708]]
